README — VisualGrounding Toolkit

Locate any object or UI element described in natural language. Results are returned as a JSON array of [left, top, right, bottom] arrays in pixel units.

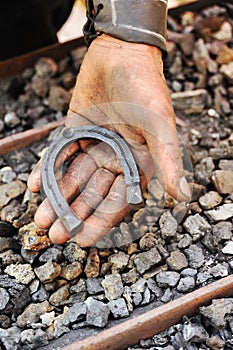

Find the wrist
[[84, 0, 168, 57], [95, 33, 163, 59]]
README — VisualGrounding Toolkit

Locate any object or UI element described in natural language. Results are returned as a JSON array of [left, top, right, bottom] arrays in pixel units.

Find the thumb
[[143, 113, 191, 202]]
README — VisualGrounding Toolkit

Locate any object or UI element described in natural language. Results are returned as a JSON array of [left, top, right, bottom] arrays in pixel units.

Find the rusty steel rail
[[0, 118, 65, 156], [0, 37, 85, 80], [61, 276, 233, 350]]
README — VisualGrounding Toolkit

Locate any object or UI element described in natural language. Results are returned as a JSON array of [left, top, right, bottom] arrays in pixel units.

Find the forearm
[[84, 0, 168, 56]]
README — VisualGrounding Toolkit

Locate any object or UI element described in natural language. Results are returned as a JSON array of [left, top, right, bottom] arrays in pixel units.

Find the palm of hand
[[28, 34, 190, 247]]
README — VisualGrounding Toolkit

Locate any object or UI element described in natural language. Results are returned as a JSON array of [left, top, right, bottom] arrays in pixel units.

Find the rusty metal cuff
[[90, 0, 168, 55]]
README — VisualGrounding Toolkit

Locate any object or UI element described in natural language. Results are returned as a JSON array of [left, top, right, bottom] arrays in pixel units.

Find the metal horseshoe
[[41, 126, 142, 236]]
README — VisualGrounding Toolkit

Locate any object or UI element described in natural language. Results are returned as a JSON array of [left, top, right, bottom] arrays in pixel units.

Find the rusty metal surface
[[0, 37, 85, 80], [60, 276, 233, 350], [0, 119, 65, 156]]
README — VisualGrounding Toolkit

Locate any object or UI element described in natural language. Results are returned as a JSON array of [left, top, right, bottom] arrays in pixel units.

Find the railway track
[[61, 276, 233, 350]]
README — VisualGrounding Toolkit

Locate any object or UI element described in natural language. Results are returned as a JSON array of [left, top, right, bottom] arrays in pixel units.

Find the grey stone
[[108, 298, 129, 318], [159, 211, 178, 239], [70, 278, 87, 295], [20, 247, 39, 265], [147, 279, 163, 297], [0, 326, 21, 350], [156, 271, 180, 288], [205, 204, 233, 221], [34, 261, 61, 283], [212, 170, 233, 194], [49, 285, 70, 306], [108, 251, 129, 273], [172, 202, 189, 224], [0, 315, 10, 329], [220, 62, 233, 84], [166, 250, 188, 271], [202, 232, 219, 253], [171, 80, 182, 92], [101, 273, 124, 301], [68, 302, 87, 323], [31, 285, 49, 302], [122, 268, 138, 285], [148, 178, 164, 200], [85, 297, 110, 328], [4, 112, 20, 128], [40, 311, 56, 326], [200, 298, 233, 328], [141, 287, 151, 305], [0, 167, 17, 183], [183, 214, 211, 241], [130, 278, 147, 293], [210, 263, 228, 278], [86, 278, 104, 295], [61, 71, 76, 89], [171, 89, 208, 114], [161, 288, 174, 303], [169, 52, 183, 75], [222, 241, 233, 255], [183, 322, 208, 342], [63, 241, 87, 263], [208, 74, 223, 87], [181, 268, 197, 278], [60, 261, 82, 281], [139, 232, 157, 251], [0, 237, 20, 253], [209, 146, 233, 161], [185, 244, 205, 268], [177, 277, 195, 293], [39, 247, 63, 263], [123, 286, 133, 313], [219, 160, 233, 171], [0, 220, 17, 237], [132, 292, 142, 306], [0, 276, 31, 318], [0, 288, 10, 310], [194, 157, 215, 186], [178, 234, 192, 249], [212, 221, 232, 240], [134, 247, 162, 274], [199, 191, 222, 209], [31, 76, 49, 97], [196, 271, 212, 286], [193, 38, 209, 74], [48, 86, 71, 112], [213, 20, 232, 39], [53, 315, 70, 338], [190, 183, 206, 201], [206, 336, 225, 350], [20, 328, 49, 347], [35, 57, 58, 78], [4, 263, 35, 285], [17, 301, 51, 328], [0, 180, 26, 209]]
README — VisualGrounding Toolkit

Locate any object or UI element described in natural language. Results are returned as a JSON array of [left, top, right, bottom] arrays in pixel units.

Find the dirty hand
[[28, 34, 191, 247]]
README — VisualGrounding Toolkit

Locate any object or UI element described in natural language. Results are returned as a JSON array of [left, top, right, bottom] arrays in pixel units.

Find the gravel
[[0, 2, 233, 350]]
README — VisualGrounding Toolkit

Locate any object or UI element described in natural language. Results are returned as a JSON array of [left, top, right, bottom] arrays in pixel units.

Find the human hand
[[28, 34, 191, 247]]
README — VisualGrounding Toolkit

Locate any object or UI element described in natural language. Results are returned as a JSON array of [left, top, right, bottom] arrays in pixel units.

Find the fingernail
[[179, 176, 191, 199]]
